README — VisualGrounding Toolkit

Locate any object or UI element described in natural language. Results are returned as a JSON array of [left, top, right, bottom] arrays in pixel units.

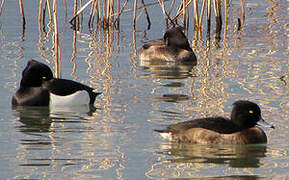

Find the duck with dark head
[[12, 60, 101, 107], [138, 26, 197, 62], [154, 100, 274, 144]]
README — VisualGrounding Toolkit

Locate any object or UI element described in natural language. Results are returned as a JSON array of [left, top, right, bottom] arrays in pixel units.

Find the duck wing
[[43, 79, 101, 104], [142, 39, 165, 49], [157, 117, 241, 134]]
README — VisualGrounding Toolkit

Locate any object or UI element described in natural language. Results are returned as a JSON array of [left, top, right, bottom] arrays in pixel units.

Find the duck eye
[[42, 76, 46, 80], [249, 110, 254, 114]]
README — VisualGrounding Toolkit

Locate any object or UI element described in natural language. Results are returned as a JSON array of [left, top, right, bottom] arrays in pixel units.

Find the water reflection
[[152, 94, 189, 103], [12, 106, 52, 134], [12, 105, 97, 134], [146, 143, 268, 178], [158, 143, 267, 168], [139, 59, 196, 79], [10, 105, 127, 176], [50, 105, 97, 119]]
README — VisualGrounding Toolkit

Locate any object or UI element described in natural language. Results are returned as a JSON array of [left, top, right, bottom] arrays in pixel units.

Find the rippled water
[[0, 0, 288, 179]]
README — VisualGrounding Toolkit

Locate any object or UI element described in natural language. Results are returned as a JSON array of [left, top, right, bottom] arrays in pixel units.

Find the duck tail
[[153, 129, 168, 133], [92, 89, 102, 96], [153, 129, 172, 141]]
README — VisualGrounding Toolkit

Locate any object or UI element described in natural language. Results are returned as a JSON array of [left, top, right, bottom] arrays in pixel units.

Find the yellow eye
[[249, 110, 254, 114], [42, 76, 46, 80]]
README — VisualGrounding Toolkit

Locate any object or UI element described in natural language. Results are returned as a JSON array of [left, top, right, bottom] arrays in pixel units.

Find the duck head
[[163, 26, 192, 51], [20, 60, 54, 87], [231, 100, 274, 129]]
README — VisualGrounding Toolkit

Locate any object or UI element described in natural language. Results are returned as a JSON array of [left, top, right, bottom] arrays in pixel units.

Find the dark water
[[0, 0, 288, 179]]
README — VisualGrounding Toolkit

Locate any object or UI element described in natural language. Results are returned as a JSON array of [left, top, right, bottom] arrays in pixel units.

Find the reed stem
[[53, 0, 61, 78], [0, 0, 5, 17], [39, 0, 43, 27], [206, 0, 211, 39], [141, 0, 151, 29], [193, 0, 199, 30], [19, 0, 26, 27], [133, 0, 137, 28], [182, 0, 186, 27]]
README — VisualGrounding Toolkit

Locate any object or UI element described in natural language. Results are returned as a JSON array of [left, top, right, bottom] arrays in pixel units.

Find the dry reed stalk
[[206, 0, 211, 39], [19, 0, 26, 27], [41, 0, 52, 33], [133, 0, 137, 28], [53, 0, 61, 78], [182, 0, 186, 26], [240, 0, 245, 27], [222, 0, 228, 47], [0, 0, 5, 17], [88, 0, 96, 29], [116, 0, 120, 28], [108, 24, 114, 45], [198, 0, 206, 37], [111, 0, 159, 17], [79, 0, 83, 30], [43, 1, 47, 31], [108, 0, 114, 27], [111, 0, 115, 26], [112, 0, 128, 16], [173, 0, 192, 23], [106, 0, 110, 26], [193, 0, 199, 30], [141, 0, 151, 29], [73, 0, 78, 29], [70, 29, 77, 78], [132, 27, 137, 57], [39, 0, 43, 28], [46, 0, 52, 20], [213, 0, 222, 40], [94, 0, 98, 28], [70, 0, 93, 24]]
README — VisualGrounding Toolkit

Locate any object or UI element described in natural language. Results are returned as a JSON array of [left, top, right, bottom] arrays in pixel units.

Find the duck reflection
[[139, 60, 196, 79], [12, 106, 52, 133], [153, 94, 189, 103], [158, 142, 267, 168], [50, 104, 97, 118], [12, 105, 97, 134]]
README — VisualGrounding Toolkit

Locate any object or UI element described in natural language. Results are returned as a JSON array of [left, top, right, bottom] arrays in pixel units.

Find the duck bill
[[257, 117, 275, 129]]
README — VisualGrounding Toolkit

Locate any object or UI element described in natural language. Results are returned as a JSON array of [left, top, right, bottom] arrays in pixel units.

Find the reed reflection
[[11, 105, 122, 173], [158, 142, 267, 168]]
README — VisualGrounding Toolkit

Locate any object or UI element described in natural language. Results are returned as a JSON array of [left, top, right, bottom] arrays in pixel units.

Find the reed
[[53, 0, 61, 78], [0, 0, 5, 17], [240, 0, 245, 29], [2, 0, 247, 55], [133, 0, 137, 28], [1, 0, 246, 37], [140, 0, 151, 29], [72, 0, 78, 29], [19, 0, 26, 27], [39, 0, 44, 26], [206, 0, 211, 39]]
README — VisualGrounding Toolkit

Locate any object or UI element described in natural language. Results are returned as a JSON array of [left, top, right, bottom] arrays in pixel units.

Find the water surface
[[0, 0, 288, 179]]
